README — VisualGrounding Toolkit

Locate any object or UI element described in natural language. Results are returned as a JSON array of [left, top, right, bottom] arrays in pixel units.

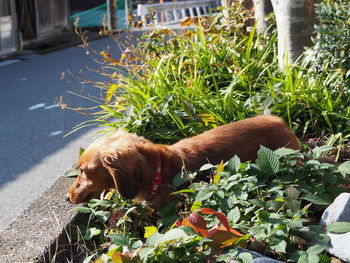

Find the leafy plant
[[74, 147, 350, 262], [308, 0, 350, 88], [68, 5, 350, 143]]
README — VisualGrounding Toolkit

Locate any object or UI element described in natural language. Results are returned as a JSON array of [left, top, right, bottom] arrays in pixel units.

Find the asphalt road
[[0, 35, 127, 231]]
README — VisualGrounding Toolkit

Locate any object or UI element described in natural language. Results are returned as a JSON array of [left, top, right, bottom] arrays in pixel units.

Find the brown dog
[[66, 115, 300, 208]]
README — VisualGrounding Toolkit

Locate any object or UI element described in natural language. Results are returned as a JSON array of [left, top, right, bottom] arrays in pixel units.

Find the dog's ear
[[100, 152, 144, 200]]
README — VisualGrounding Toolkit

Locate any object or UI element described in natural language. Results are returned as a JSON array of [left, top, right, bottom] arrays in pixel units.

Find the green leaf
[[94, 210, 110, 223], [227, 155, 241, 173], [324, 173, 338, 184], [146, 232, 164, 246], [318, 254, 331, 263], [308, 254, 320, 263], [79, 147, 85, 157], [156, 228, 189, 246], [302, 194, 330, 206], [216, 253, 233, 262], [191, 201, 203, 211], [88, 199, 112, 208], [139, 247, 156, 260], [108, 234, 131, 246], [251, 199, 266, 208], [312, 145, 334, 158], [307, 244, 327, 255], [256, 146, 280, 175], [338, 161, 350, 176], [274, 148, 300, 157], [297, 254, 309, 263], [64, 167, 79, 178], [74, 206, 92, 213], [172, 171, 193, 188], [200, 163, 215, 171], [285, 186, 301, 212], [238, 252, 254, 263], [327, 222, 350, 234], [195, 187, 214, 202], [171, 188, 196, 195], [270, 239, 287, 253], [84, 227, 102, 240], [132, 240, 143, 249], [227, 207, 241, 224], [285, 186, 300, 199]]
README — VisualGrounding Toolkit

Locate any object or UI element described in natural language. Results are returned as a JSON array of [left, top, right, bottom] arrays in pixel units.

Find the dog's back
[[169, 115, 300, 170]]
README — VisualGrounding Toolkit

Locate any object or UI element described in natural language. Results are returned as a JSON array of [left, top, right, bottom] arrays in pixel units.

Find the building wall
[[0, 0, 17, 55], [35, 0, 70, 36]]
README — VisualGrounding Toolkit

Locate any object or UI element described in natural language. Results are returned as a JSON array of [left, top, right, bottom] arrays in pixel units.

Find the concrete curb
[[0, 175, 87, 263]]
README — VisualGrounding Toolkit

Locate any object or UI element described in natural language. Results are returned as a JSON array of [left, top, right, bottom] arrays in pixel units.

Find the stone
[[327, 233, 350, 263], [227, 248, 284, 263], [252, 257, 284, 263], [321, 193, 350, 225], [320, 193, 350, 262]]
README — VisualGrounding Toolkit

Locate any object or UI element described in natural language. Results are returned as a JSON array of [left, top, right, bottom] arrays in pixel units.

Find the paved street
[[0, 35, 124, 231]]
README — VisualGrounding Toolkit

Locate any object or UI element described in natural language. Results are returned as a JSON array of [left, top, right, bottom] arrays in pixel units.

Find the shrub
[[310, 0, 350, 85]]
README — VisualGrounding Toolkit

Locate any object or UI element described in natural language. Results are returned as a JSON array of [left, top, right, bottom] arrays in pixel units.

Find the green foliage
[[69, 2, 350, 262], [75, 148, 350, 263], [301, 0, 350, 136], [70, 1, 350, 141], [309, 0, 350, 86]]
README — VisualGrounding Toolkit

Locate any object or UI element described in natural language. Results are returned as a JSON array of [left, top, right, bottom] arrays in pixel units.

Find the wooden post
[[107, 0, 117, 30]]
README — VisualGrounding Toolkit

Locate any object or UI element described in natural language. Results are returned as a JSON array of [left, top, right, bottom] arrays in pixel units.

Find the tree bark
[[253, 0, 273, 33], [270, 0, 315, 70]]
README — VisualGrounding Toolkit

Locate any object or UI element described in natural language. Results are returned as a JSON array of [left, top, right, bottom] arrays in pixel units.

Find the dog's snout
[[65, 194, 71, 202]]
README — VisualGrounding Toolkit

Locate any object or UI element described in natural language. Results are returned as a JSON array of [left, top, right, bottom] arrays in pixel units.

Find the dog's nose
[[65, 194, 71, 202]]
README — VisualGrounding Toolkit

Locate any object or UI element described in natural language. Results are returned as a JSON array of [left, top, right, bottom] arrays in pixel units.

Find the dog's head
[[66, 131, 154, 204]]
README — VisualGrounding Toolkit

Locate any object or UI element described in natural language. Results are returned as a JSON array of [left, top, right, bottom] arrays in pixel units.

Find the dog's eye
[[79, 168, 85, 174]]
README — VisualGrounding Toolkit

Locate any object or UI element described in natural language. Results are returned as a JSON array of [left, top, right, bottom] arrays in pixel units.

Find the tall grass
[[71, 4, 350, 143]]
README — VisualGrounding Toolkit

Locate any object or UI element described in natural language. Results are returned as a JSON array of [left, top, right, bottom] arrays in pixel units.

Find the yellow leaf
[[105, 84, 118, 103], [213, 173, 221, 184], [181, 17, 193, 27], [111, 251, 131, 263], [200, 113, 218, 127], [144, 226, 157, 238], [213, 160, 224, 184], [217, 160, 224, 173]]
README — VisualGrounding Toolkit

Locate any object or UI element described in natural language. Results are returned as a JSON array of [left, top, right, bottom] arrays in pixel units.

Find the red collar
[[148, 154, 162, 198]]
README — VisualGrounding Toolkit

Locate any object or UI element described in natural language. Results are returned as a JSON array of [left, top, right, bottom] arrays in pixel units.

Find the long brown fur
[[67, 115, 300, 208]]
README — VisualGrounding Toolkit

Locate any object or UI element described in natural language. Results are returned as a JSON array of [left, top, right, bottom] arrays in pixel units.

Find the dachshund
[[66, 115, 300, 209]]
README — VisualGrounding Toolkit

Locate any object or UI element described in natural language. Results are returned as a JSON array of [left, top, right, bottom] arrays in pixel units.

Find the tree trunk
[[270, 0, 315, 70], [253, 0, 273, 33]]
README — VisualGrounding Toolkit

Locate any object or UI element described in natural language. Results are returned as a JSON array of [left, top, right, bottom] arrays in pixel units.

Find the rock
[[321, 193, 350, 262], [252, 257, 284, 263], [321, 193, 350, 225], [227, 248, 284, 263], [327, 233, 350, 263]]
